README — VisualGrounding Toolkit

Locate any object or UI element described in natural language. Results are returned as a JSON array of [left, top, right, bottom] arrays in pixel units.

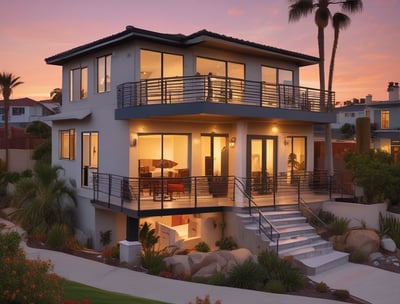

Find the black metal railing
[[234, 177, 280, 252], [117, 75, 335, 113], [92, 170, 347, 214]]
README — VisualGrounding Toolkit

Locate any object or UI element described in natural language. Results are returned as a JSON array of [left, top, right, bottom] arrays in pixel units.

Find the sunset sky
[[1, 0, 399, 102]]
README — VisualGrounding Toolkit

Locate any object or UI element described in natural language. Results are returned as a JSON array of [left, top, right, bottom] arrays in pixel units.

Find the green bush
[[226, 259, 267, 290], [379, 213, 400, 248], [111, 245, 120, 259], [215, 236, 238, 250], [208, 272, 226, 286], [46, 224, 68, 249], [333, 289, 350, 300], [315, 281, 330, 293], [265, 279, 286, 294], [349, 249, 368, 264], [257, 250, 305, 292], [0, 232, 65, 303], [329, 216, 350, 236], [142, 252, 167, 275], [195, 241, 210, 252]]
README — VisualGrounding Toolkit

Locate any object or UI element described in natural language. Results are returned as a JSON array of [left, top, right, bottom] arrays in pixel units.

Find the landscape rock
[[163, 254, 191, 277], [345, 229, 380, 256], [381, 237, 397, 253]]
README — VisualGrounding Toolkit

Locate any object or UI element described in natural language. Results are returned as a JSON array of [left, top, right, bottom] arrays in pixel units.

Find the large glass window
[[196, 57, 244, 102], [70, 67, 88, 101], [59, 129, 75, 160], [140, 50, 183, 104], [138, 133, 189, 178], [262, 66, 293, 85], [82, 132, 98, 186], [97, 55, 111, 93], [12, 107, 25, 116], [381, 110, 390, 129]]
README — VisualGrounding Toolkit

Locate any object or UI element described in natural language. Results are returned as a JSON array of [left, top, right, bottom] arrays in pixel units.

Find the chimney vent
[[388, 81, 400, 101]]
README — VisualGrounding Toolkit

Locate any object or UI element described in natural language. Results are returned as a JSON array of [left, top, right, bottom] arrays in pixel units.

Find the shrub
[[315, 281, 330, 293], [189, 295, 221, 304], [142, 252, 167, 275], [379, 213, 400, 248], [195, 241, 210, 252], [208, 272, 226, 286], [265, 279, 286, 294], [215, 236, 238, 250], [111, 245, 120, 259], [0, 232, 65, 303], [226, 259, 267, 290], [257, 250, 305, 292], [349, 249, 368, 264], [100, 230, 112, 248], [47, 224, 68, 249], [329, 216, 350, 236], [333, 289, 350, 300]]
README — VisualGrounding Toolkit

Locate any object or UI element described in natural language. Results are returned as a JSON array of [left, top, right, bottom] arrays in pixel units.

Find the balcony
[[117, 75, 335, 115]]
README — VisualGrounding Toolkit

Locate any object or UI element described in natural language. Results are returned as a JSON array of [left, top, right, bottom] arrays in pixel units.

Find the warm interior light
[[229, 137, 236, 148]]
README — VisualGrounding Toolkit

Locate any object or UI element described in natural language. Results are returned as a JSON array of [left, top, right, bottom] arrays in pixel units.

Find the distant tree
[[0, 72, 23, 170], [50, 88, 62, 105], [340, 123, 354, 139], [26, 121, 52, 164]]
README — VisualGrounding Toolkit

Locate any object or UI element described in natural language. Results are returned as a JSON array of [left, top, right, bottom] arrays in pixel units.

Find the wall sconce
[[130, 134, 137, 147], [229, 137, 236, 148]]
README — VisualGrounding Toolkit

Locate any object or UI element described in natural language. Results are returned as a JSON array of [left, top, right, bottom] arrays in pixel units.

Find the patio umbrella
[[152, 159, 178, 168]]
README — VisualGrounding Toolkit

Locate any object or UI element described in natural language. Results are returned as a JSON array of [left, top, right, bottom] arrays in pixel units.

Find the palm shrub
[[226, 259, 267, 290], [195, 241, 210, 252], [11, 162, 77, 236], [46, 223, 69, 249], [329, 216, 350, 236]]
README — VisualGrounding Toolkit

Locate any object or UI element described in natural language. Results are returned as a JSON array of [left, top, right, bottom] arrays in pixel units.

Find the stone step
[[270, 216, 307, 226], [278, 240, 332, 259], [270, 234, 322, 251], [299, 251, 349, 275], [261, 210, 302, 219]]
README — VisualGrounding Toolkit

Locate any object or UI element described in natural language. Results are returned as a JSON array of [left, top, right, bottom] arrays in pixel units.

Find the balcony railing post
[[108, 174, 111, 208], [194, 177, 198, 207]]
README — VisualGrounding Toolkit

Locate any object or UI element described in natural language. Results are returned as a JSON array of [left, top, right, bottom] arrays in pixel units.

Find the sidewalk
[[3, 217, 400, 304], [24, 244, 344, 304]]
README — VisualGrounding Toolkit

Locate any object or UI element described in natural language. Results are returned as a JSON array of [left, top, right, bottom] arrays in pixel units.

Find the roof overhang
[[42, 109, 91, 121]]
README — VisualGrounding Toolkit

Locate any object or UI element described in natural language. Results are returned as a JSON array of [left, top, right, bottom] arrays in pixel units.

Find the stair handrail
[[299, 197, 328, 229], [234, 177, 280, 252]]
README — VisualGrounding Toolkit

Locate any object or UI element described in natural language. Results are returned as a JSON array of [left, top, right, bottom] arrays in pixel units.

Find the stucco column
[[233, 121, 248, 207], [126, 216, 139, 241]]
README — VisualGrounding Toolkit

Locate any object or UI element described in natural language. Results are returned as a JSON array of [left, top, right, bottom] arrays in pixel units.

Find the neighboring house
[[0, 98, 57, 128], [45, 26, 335, 250], [329, 82, 400, 162]]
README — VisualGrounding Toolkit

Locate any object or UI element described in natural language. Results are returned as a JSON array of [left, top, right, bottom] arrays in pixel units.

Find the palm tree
[[288, 0, 363, 176], [11, 162, 77, 236], [50, 87, 62, 105], [328, 12, 351, 100], [0, 72, 23, 171]]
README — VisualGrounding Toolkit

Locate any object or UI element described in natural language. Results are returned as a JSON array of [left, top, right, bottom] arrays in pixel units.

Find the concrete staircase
[[236, 207, 348, 275]]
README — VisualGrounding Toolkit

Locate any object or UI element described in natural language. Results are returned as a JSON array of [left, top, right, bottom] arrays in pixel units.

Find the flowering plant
[[188, 294, 222, 304], [0, 231, 65, 303]]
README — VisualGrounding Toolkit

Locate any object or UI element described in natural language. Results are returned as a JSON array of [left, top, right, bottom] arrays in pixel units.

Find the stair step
[[299, 251, 349, 275], [262, 210, 302, 219], [278, 240, 332, 259], [270, 216, 307, 226], [271, 234, 322, 250]]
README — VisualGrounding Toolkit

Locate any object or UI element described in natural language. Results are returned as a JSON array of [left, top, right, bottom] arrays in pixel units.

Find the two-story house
[[331, 82, 400, 162], [45, 26, 335, 252]]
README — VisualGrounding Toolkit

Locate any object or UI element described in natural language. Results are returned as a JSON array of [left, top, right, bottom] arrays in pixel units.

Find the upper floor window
[[262, 66, 293, 85], [140, 50, 183, 80], [59, 129, 75, 160], [12, 107, 25, 116], [97, 55, 111, 93], [381, 110, 390, 129], [70, 67, 88, 101], [196, 57, 245, 79]]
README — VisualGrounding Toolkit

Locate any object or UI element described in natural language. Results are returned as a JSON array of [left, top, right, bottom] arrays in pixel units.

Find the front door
[[247, 136, 277, 194]]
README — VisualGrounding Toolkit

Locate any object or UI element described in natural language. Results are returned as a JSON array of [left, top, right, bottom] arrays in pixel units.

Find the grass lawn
[[63, 280, 169, 304]]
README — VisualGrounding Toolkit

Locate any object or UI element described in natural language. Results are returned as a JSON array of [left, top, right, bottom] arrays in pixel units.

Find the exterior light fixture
[[229, 137, 236, 148]]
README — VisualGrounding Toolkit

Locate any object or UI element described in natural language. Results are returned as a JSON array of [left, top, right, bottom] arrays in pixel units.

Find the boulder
[[345, 229, 380, 256], [163, 255, 191, 278], [192, 262, 220, 280], [190, 251, 227, 275], [381, 237, 397, 253], [230, 248, 255, 264]]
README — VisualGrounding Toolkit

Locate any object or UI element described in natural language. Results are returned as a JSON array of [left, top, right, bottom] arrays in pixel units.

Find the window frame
[[59, 129, 75, 160], [81, 131, 99, 187], [381, 110, 390, 129], [96, 54, 112, 93], [70, 67, 88, 102], [11, 107, 25, 116]]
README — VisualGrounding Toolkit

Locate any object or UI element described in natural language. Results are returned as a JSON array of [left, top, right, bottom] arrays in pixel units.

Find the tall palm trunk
[[3, 89, 11, 171]]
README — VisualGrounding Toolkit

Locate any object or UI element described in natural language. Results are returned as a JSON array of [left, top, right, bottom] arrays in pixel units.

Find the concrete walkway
[[3, 218, 400, 304]]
